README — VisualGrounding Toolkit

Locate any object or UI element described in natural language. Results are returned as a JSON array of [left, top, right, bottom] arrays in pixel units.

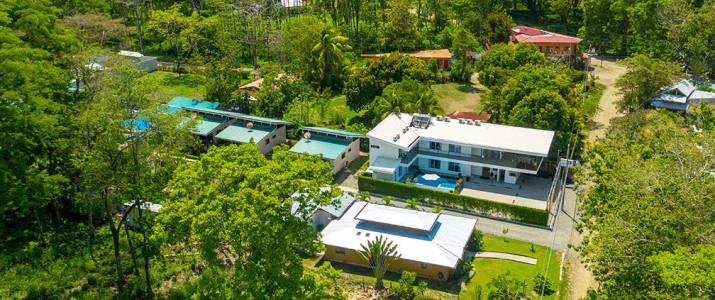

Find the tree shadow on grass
[[456, 84, 482, 94], [162, 73, 201, 88]]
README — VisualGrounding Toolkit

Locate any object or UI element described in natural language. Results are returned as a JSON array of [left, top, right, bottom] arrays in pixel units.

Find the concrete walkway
[[471, 251, 537, 265]]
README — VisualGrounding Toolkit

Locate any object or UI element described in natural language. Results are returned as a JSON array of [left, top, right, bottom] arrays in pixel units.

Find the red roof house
[[510, 26, 582, 55]]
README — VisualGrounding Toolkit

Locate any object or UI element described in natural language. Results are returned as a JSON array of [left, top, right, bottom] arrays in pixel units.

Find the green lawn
[[141, 71, 206, 103], [583, 82, 606, 118], [461, 234, 565, 299], [348, 154, 369, 172], [432, 83, 482, 113], [312, 95, 359, 125]]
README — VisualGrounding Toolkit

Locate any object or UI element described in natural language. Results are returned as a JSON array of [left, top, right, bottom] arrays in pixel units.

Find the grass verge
[[461, 234, 564, 299]]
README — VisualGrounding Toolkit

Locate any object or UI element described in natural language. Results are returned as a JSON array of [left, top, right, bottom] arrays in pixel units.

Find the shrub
[[392, 271, 428, 300], [357, 174, 549, 225], [533, 274, 554, 295], [468, 229, 484, 252]]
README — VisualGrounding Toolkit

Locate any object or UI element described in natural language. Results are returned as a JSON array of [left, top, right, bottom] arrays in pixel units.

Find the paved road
[[339, 185, 578, 253]]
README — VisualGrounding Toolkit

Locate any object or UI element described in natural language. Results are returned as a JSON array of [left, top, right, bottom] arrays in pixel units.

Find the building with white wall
[[366, 113, 555, 184]]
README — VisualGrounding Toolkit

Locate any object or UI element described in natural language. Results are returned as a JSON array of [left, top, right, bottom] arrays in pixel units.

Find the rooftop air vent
[[444, 117, 451, 122], [475, 120, 481, 126], [459, 118, 466, 124], [436, 116, 443, 121], [402, 126, 408, 133], [466, 120, 474, 125]]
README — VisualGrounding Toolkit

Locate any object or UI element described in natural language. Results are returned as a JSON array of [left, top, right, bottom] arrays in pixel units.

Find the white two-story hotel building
[[366, 113, 555, 184]]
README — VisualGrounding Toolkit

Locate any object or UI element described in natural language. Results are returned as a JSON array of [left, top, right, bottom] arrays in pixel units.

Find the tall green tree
[[359, 235, 401, 289], [155, 144, 337, 298], [345, 53, 433, 112], [577, 110, 715, 298], [451, 27, 479, 82], [648, 244, 715, 298], [476, 43, 544, 88], [310, 27, 352, 90], [0, 0, 78, 243], [383, 0, 418, 51], [73, 59, 195, 294], [373, 79, 443, 119], [614, 55, 680, 112]]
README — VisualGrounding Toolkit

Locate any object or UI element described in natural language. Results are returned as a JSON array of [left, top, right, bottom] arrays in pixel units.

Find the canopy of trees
[[577, 110, 715, 298]]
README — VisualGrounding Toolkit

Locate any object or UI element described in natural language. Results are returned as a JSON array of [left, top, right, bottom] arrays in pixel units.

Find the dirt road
[[587, 58, 627, 140], [568, 57, 627, 299]]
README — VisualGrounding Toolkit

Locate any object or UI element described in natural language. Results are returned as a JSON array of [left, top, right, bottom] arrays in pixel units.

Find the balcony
[[400, 147, 540, 172]]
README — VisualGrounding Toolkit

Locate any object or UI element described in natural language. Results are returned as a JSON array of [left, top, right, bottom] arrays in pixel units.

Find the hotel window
[[448, 162, 460, 172], [429, 141, 441, 151], [421, 263, 428, 269], [564, 46, 570, 52], [265, 139, 270, 145], [348, 148, 352, 152], [448, 144, 461, 153], [509, 171, 516, 177], [546, 46, 553, 53], [342, 152, 346, 159], [429, 159, 441, 169], [273, 134, 277, 139], [335, 247, 345, 254]]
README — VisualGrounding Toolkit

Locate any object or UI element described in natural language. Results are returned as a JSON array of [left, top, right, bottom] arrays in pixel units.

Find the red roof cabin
[[361, 49, 452, 70], [510, 26, 582, 56]]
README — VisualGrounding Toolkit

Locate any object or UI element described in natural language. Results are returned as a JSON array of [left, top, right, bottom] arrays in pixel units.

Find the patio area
[[459, 175, 553, 210]]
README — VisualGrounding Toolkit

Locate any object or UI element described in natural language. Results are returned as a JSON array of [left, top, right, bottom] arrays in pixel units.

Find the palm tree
[[373, 79, 445, 119], [374, 87, 409, 119], [312, 28, 352, 90], [413, 87, 444, 115], [359, 235, 401, 289]]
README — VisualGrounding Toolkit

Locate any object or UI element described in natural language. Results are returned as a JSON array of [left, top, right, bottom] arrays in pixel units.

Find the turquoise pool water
[[412, 176, 457, 190]]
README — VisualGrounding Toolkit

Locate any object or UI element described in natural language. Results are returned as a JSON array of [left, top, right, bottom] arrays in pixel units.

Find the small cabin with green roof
[[290, 127, 364, 174], [183, 107, 293, 155]]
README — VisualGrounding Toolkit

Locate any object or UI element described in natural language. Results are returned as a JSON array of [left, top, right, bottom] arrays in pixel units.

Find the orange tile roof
[[447, 111, 491, 122]]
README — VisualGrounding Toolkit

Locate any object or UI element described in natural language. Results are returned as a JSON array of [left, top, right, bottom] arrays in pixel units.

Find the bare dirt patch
[[587, 58, 627, 141]]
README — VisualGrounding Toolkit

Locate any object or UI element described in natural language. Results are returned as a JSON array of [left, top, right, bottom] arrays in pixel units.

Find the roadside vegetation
[[3, 0, 715, 298]]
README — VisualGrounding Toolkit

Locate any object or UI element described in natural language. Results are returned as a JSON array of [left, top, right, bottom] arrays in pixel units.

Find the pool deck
[[459, 175, 552, 210]]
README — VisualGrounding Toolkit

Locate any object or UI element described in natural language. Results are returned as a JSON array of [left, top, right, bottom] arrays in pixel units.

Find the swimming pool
[[411, 176, 458, 190]]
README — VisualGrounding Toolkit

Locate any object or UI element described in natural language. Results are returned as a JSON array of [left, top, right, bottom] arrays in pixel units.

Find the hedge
[[358, 174, 549, 226]]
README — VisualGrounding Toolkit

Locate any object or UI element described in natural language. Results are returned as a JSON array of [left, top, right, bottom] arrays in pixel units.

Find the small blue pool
[[411, 175, 457, 190]]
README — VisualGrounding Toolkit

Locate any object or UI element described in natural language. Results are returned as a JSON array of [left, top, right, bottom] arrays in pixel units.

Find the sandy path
[[587, 58, 627, 140], [568, 57, 627, 299]]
